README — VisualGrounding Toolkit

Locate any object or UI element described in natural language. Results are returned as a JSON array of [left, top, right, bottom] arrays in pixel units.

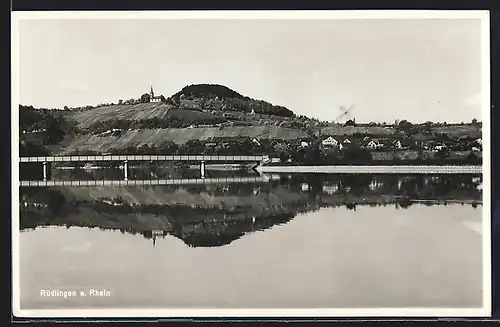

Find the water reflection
[[20, 174, 482, 248], [19, 162, 259, 181]]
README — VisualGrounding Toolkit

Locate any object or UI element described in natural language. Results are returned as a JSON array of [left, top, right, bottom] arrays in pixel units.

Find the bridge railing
[[18, 155, 268, 163]]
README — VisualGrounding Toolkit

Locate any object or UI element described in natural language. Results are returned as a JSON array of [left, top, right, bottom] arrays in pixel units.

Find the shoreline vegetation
[[19, 84, 482, 166]]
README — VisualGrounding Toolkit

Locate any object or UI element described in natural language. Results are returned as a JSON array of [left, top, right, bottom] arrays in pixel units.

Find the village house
[[472, 138, 482, 150], [205, 140, 217, 147], [412, 133, 435, 147], [392, 138, 413, 150], [204, 136, 241, 148], [322, 184, 339, 195], [300, 140, 310, 147], [471, 144, 481, 152], [321, 136, 340, 147], [251, 137, 262, 146], [433, 143, 448, 151], [423, 140, 436, 150], [365, 139, 384, 150], [369, 179, 384, 191]]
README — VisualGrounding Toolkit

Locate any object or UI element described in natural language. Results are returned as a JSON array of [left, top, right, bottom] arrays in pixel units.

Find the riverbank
[[256, 165, 482, 174]]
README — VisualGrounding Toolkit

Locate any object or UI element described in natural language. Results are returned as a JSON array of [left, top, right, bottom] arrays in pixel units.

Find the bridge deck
[[19, 155, 267, 163]]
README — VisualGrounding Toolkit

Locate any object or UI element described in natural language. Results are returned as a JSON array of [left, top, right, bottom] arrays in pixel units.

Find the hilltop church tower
[[149, 86, 162, 103]]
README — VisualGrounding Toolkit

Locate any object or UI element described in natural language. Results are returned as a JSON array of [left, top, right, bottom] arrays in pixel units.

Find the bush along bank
[[59, 142, 482, 166]]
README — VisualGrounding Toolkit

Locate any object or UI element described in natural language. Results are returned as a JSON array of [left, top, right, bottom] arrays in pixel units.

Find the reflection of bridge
[[19, 175, 280, 187], [19, 155, 268, 181]]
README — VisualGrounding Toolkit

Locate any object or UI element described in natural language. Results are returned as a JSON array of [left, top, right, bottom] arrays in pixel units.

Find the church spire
[[150, 86, 154, 97]]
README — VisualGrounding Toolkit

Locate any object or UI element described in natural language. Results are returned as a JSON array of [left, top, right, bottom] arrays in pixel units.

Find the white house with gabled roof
[[366, 139, 383, 150], [321, 136, 340, 147]]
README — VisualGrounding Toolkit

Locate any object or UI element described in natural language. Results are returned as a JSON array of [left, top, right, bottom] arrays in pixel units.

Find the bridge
[[19, 154, 268, 182], [18, 154, 268, 163]]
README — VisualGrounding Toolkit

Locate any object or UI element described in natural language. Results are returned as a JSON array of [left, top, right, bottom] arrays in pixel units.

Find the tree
[[44, 115, 65, 144], [398, 119, 413, 131], [140, 93, 151, 103], [436, 147, 450, 160], [344, 119, 356, 127], [47, 190, 66, 216], [342, 145, 372, 164], [324, 147, 340, 164], [464, 151, 479, 164], [279, 152, 289, 162], [303, 145, 321, 165], [416, 144, 425, 162]]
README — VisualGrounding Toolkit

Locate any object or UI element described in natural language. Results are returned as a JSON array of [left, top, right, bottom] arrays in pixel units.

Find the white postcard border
[[11, 9, 492, 318]]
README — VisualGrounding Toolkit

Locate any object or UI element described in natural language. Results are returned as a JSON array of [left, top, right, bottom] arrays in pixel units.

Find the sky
[[16, 15, 485, 123]]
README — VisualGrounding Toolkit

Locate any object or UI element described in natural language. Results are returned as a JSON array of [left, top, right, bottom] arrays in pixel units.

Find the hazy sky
[[16, 17, 485, 123]]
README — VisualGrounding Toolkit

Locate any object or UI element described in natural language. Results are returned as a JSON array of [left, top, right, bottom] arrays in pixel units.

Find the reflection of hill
[[19, 183, 308, 247], [168, 212, 295, 247], [19, 174, 482, 247]]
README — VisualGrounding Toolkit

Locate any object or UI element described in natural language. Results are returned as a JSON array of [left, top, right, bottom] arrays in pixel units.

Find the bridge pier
[[200, 160, 205, 179], [123, 160, 128, 181], [42, 162, 50, 181]]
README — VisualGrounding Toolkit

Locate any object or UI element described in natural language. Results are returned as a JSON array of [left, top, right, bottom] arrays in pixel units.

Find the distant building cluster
[[310, 135, 482, 153]]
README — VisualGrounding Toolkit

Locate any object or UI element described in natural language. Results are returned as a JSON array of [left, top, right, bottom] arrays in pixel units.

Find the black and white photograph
[[11, 10, 491, 317]]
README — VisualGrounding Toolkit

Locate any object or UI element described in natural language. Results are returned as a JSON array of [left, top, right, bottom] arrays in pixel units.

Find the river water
[[17, 169, 484, 310]]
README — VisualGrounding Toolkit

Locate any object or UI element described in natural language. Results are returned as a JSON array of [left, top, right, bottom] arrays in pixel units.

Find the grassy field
[[319, 126, 396, 136], [70, 103, 176, 128], [318, 125, 482, 138], [430, 125, 482, 138], [71, 104, 256, 132], [60, 126, 309, 154]]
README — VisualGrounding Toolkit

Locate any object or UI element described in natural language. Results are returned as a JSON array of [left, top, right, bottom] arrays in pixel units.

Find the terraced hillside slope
[[61, 126, 309, 154], [57, 84, 313, 154]]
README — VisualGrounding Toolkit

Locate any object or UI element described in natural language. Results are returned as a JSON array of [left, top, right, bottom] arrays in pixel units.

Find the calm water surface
[[18, 172, 484, 309]]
